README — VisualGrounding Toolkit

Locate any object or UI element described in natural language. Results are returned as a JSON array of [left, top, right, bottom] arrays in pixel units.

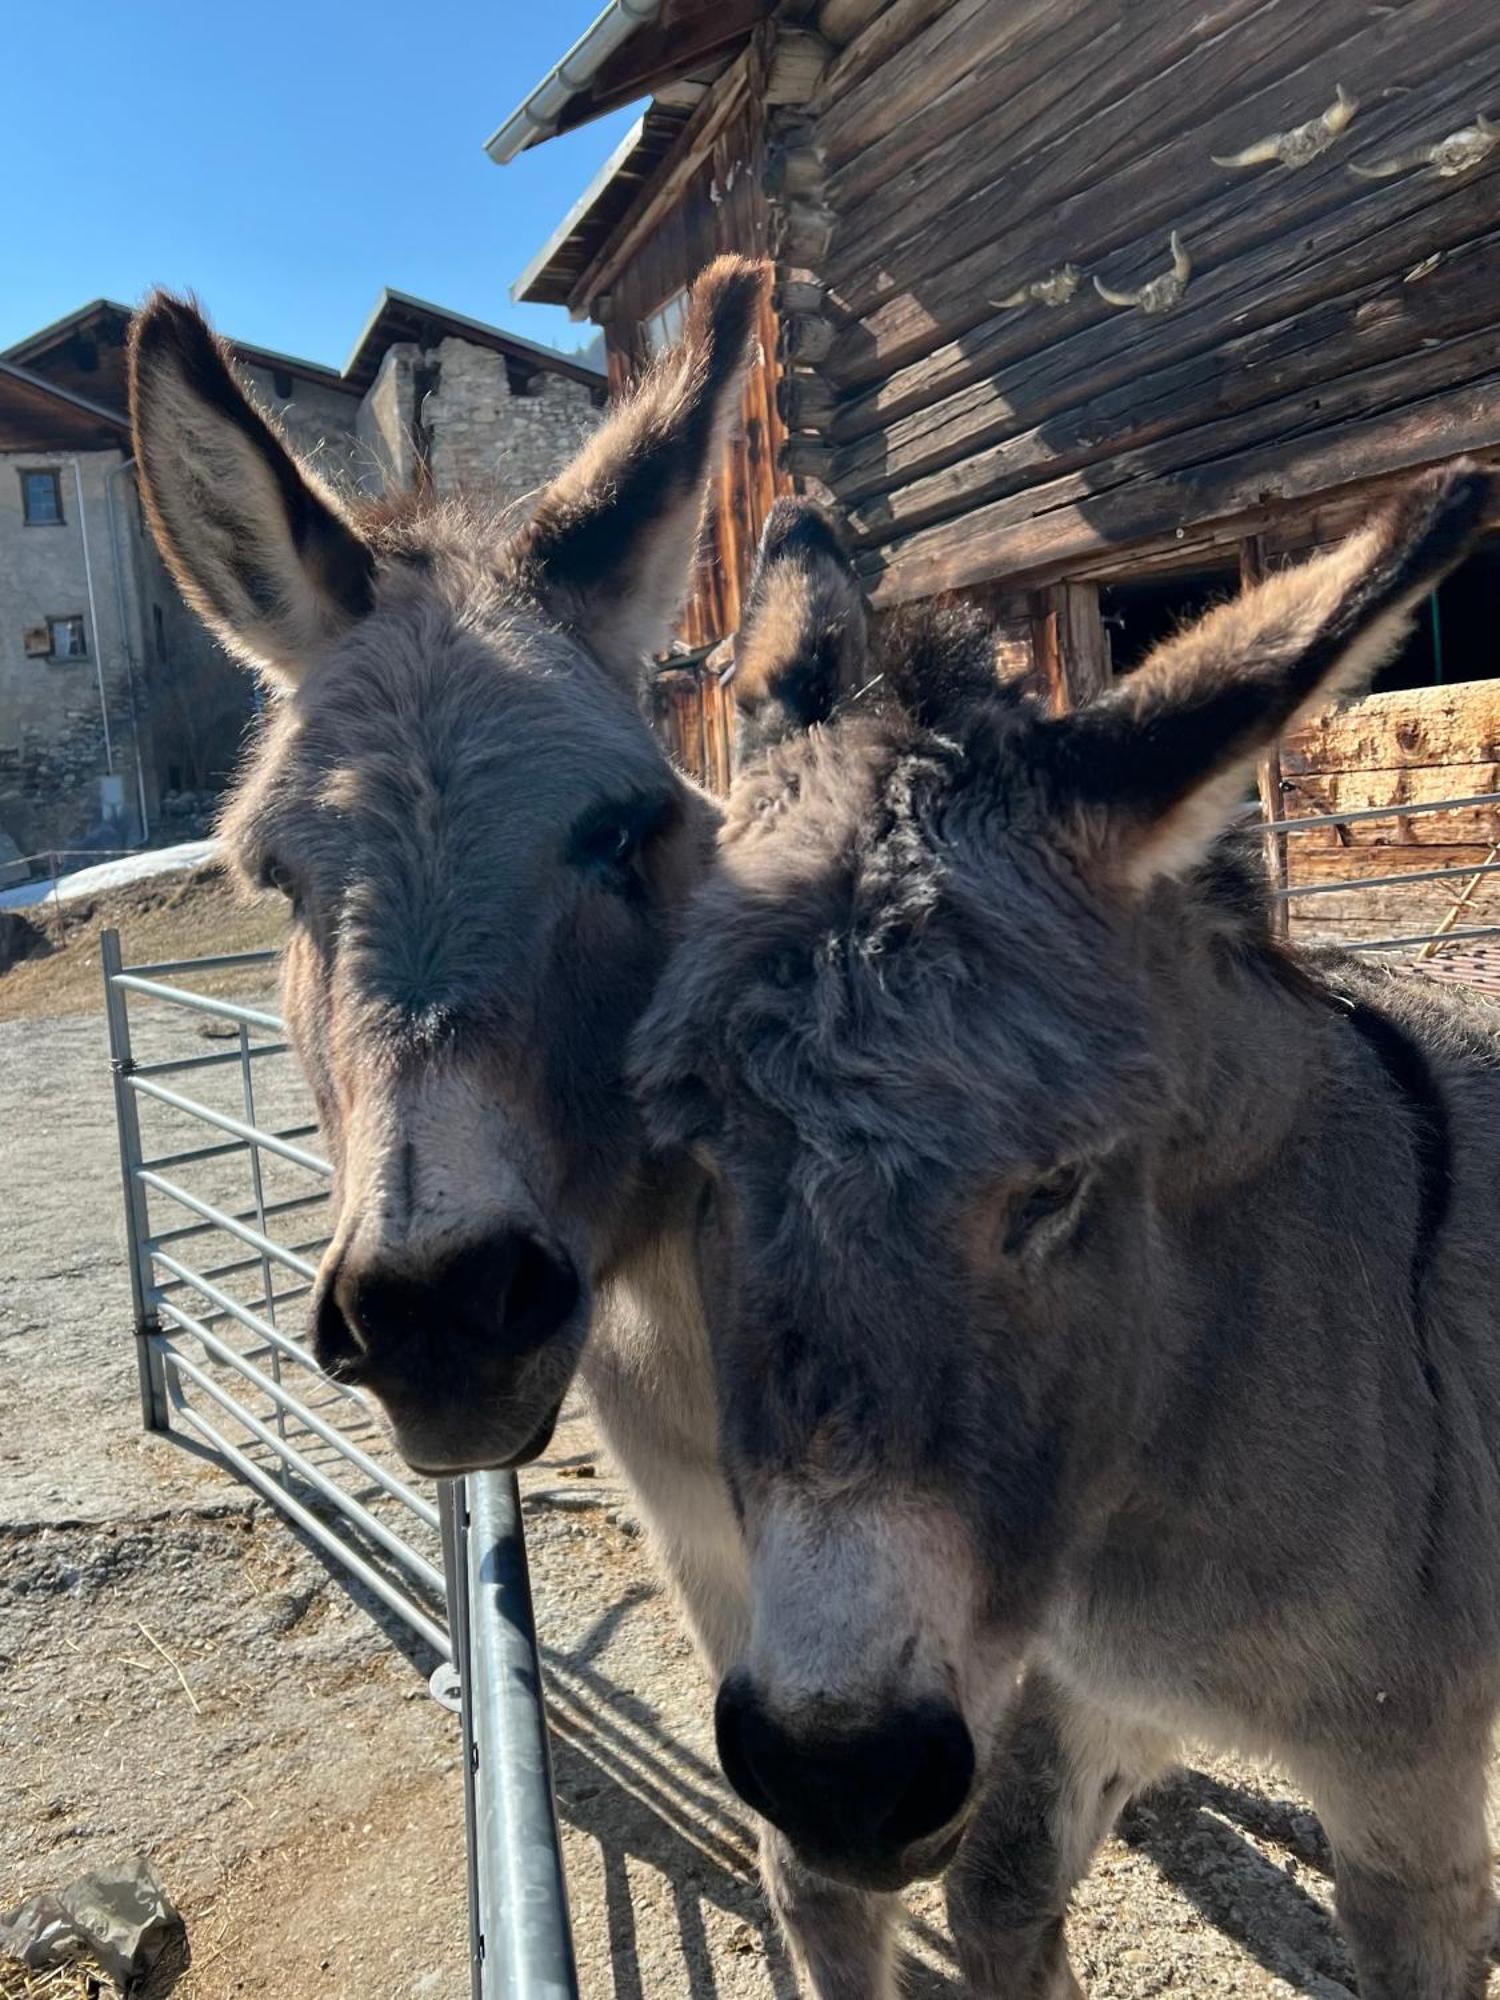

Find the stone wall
[[0, 448, 151, 859], [238, 362, 367, 491], [354, 338, 599, 509]]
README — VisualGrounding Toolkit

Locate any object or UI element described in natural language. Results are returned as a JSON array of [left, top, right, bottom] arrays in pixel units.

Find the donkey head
[[130, 259, 766, 1475], [635, 470, 1493, 1890]]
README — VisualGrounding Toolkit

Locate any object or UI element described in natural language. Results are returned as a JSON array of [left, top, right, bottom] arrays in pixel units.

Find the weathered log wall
[[787, 0, 1500, 600]]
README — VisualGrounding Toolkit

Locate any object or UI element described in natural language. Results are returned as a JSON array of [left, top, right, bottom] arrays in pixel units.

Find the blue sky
[[1, 2, 641, 366]]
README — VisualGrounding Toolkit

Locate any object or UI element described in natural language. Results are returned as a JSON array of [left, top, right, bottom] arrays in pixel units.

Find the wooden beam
[[1030, 582, 1109, 712], [816, 0, 888, 46], [858, 353, 1500, 604], [1241, 536, 1289, 936]]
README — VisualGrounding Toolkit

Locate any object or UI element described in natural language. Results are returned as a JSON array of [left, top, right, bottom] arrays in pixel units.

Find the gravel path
[[2, 989, 1494, 1996]]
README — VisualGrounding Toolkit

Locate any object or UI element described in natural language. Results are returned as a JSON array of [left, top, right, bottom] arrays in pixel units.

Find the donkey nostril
[[876, 1707, 975, 1850], [502, 1237, 581, 1355], [313, 1278, 369, 1380], [714, 1674, 776, 1822]]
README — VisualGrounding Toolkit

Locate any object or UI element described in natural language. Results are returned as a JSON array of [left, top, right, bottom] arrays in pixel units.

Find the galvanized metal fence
[[1257, 788, 1500, 981], [100, 929, 578, 1999]]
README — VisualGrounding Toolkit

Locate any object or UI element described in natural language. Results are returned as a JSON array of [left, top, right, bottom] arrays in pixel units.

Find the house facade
[[501, 0, 1500, 938], [0, 293, 605, 871]]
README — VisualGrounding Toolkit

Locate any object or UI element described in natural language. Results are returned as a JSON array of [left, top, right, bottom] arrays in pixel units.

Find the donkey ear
[[727, 498, 867, 761], [129, 293, 374, 685], [1037, 464, 1495, 888], [512, 256, 769, 689]]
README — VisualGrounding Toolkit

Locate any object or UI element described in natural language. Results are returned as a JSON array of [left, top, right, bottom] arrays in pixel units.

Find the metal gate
[[100, 929, 579, 1999]]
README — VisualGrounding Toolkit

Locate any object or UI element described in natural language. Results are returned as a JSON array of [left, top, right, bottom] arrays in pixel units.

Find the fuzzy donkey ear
[[727, 497, 867, 762], [512, 256, 769, 689], [1036, 464, 1495, 889], [129, 293, 374, 686]]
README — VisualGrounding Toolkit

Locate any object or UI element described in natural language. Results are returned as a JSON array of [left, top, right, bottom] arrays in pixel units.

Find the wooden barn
[[495, 0, 1500, 949]]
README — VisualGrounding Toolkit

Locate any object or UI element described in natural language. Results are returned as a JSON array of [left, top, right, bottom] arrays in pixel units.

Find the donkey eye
[[1002, 1163, 1084, 1255], [568, 794, 674, 889]]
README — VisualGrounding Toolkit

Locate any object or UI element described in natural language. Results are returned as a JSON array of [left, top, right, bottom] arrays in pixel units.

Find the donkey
[[128, 262, 894, 1996], [634, 469, 1500, 1999]]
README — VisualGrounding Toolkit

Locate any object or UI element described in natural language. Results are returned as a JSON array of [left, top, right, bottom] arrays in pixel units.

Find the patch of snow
[[0, 840, 222, 910]]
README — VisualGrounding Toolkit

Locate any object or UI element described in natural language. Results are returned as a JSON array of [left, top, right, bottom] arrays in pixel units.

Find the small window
[[21, 470, 63, 525], [48, 615, 88, 661], [272, 368, 294, 400], [153, 604, 167, 662], [641, 287, 690, 358]]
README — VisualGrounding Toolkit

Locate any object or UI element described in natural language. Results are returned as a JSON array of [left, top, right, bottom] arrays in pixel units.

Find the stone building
[[0, 291, 604, 870]]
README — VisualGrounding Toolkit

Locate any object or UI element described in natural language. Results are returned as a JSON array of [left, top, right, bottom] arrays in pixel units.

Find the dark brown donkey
[[128, 263, 895, 1997], [635, 471, 1500, 1998]]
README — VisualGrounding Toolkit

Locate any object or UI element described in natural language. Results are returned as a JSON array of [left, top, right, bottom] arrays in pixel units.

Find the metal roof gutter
[[484, 0, 664, 164]]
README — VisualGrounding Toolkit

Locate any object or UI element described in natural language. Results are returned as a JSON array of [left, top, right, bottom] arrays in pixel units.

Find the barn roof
[[484, 0, 765, 163], [0, 358, 132, 452]]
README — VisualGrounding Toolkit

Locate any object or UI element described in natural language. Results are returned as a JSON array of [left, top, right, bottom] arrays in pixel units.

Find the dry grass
[[0, 867, 286, 1024], [0, 1962, 105, 1999]]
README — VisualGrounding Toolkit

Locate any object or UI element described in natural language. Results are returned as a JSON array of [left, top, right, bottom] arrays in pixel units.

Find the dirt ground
[[2, 893, 1496, 1997]]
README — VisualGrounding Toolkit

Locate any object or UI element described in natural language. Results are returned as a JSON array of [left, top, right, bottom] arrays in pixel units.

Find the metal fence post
[[101, 927, 168, 1431], [467, 1471, 578, 2000], [440, 1479, 485, 2000]]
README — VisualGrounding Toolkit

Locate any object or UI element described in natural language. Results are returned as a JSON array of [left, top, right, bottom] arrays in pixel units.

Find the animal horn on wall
[[1211, 84, 1357, 169], [1093, 232, 1191, 313], [990, 264, 1083, 310], [1350, 112, 1500, 179]]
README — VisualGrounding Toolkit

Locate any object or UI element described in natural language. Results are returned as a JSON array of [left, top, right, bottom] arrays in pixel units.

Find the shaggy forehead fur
[[223, 496, 674, 1032], [641, 703, 1159, 1188]]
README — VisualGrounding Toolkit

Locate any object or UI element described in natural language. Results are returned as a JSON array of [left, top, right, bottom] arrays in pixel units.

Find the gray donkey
[[635, 470, 1500, 1999], [128, 261, 893, 1996]]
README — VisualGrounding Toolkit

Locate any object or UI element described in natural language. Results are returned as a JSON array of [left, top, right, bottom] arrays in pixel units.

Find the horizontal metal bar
[[1275, 859, 1500, 901], [126, 1074, 331, 1175], [467, 1471, 579, 1999], [110, 972, 284, 1034], [151, 1187, 329, 1250], [150, 1250, 351, 1399], [1344, 924, 1500, 953], [161, 1361, 449, 1658], [141, 1170, 323, 1281], [123, 948, 280, 979], [1265, 790, 1500, 836], [131, 1041, 290, 1077], [161, 1341, 446, 1598], [138, 1125, 321, 1173], [152, 1278, 439, 1531]]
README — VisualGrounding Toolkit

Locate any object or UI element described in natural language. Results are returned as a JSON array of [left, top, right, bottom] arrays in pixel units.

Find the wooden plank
[[810, 0, 958, 111], [1031, 581, 1109, 709], [816, 0, 889, 46], [1283, 683, 1500, 776], [1279, 761, 1500, 847], [861, 360, 1500, 604], [834, 208, 1500, 531], [819, 6, 1500, 386]]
